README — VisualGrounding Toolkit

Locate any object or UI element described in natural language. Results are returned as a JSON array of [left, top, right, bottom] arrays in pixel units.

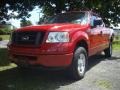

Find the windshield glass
[[44, 12, 87, 24]]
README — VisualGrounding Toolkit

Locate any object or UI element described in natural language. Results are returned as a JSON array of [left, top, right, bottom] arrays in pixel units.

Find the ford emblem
[[22, 36, 29, 41]]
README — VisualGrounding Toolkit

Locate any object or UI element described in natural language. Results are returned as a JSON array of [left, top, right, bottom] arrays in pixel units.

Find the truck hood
[[16, 23, 89, 32]]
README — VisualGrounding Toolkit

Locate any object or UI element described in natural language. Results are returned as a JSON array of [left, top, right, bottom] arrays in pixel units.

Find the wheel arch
[[110, 34, 114, 42], [75, 39, 89, 56], [71, 31, 90, 55]]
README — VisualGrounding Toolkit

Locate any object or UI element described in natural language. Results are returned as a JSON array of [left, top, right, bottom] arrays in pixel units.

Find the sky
[[9, 6, 43, 28]]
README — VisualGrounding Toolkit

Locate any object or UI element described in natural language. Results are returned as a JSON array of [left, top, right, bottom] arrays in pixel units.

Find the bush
[[0, 29, 4, 35], [0, 37, 2, 41], [0, 28, 11, 35]]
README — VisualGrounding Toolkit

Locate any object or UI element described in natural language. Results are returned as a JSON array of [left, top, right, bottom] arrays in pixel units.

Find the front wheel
[[104, 42, 112, 57], [69, 47, 88, 80]]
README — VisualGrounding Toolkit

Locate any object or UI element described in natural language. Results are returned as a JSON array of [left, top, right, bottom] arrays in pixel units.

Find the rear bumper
[[9, 53, 73, 67]]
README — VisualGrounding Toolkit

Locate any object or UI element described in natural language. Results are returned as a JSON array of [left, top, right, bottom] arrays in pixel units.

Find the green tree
[[0, 24, 13, 35], [0, 0, 120, 26], [20, 19, 32, 27]]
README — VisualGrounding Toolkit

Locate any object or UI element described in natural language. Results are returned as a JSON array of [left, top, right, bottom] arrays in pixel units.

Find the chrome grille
[[12, 31, 45, 46]]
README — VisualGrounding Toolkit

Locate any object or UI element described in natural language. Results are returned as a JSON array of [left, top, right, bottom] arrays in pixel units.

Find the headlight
[[46, 32, 69, 43]]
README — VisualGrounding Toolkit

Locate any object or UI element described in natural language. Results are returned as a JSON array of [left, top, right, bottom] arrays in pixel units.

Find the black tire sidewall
[[70, 47, 88, 80], [104, 42, 112, 57]]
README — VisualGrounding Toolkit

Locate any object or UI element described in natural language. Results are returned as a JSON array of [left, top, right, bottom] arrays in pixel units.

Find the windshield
[[44, 12, 87, 24]]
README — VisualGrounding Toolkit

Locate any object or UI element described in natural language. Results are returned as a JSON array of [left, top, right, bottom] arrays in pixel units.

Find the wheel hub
[[77, 53, 85, 74]]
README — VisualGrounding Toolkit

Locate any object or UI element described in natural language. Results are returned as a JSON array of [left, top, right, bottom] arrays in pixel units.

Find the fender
[[70, 30, 90, 53]]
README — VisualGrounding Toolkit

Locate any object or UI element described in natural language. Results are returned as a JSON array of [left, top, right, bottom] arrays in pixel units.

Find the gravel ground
[[56, 52, 120, 90], [0, 51, 120, 90]]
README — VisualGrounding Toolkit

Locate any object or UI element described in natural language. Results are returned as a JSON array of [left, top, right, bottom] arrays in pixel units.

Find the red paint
[[8, 11, 112, 68]]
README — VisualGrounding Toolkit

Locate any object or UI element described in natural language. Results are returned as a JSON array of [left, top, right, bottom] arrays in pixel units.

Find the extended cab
[[8, 11, 113, 80]]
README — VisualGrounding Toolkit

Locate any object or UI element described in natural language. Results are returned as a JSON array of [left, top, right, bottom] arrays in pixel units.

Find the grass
[[0, 35, 10, 40], [114, 35, 120, 41], [113, 41, 120, 51], [95, 79, 112, 90]]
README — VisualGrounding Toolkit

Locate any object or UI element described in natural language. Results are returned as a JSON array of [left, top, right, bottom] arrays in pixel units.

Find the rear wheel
[[69, 47, 88, 80], [104, 42, 112, 57]]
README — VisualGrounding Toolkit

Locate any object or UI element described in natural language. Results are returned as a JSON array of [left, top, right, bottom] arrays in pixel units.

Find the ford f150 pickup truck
[[8, 11, 113, 80]]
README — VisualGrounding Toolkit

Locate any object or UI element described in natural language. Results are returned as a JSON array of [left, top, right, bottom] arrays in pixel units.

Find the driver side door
[[88, 14, 103, 55]]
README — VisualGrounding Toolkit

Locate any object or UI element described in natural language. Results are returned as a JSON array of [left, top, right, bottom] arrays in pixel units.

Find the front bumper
[[9, 53, 73, 67], [8, 42, 74, 67]]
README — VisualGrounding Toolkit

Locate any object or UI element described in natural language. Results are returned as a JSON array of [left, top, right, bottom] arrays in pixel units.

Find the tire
[[69, 47, 88, 80], [104, 42, 112, 57]]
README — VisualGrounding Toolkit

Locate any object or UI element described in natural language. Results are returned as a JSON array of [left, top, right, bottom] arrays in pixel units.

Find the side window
[[90, 14, 103, 27], [97, 16, 104, 27], [99, 19, 104, 27]]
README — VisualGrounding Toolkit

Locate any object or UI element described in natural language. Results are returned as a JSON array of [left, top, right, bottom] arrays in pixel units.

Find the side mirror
[[94, 19, 102, 27]]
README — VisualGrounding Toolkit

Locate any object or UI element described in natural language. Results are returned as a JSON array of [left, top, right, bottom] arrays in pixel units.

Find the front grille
[[12, 31, 45, 46]]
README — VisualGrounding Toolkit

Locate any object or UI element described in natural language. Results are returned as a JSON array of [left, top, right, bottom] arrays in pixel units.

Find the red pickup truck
[[8, 11, 113, 80]]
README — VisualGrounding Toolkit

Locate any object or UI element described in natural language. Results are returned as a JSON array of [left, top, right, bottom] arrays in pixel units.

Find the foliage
[[20, 19, 32, 27], [113, 41, 120, 51], [0, 37, 2, 41], [0, 35, 10, 40], [0, 28, 11, 35], [0, 24, 13, 35], [0, 0, 120, 26]]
